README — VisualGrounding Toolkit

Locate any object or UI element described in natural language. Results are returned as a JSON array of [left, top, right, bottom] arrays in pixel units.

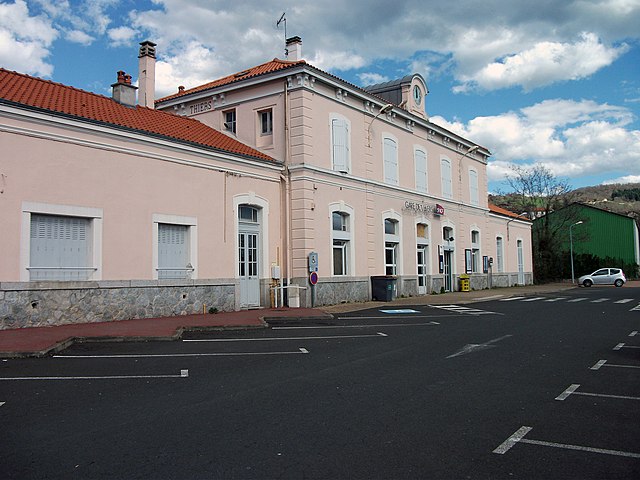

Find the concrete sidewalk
[[3, 281, 631, 358]]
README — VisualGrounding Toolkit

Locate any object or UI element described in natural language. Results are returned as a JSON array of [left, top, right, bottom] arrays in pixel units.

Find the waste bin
[[371, 276, 397, 301], [459, 274, 470, 292]]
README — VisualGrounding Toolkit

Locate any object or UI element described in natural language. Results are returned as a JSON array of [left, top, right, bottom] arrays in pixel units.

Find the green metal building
[[533, 203, 639, 279]]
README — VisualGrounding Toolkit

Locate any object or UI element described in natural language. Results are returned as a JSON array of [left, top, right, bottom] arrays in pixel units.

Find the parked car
[[578, 268, 626, 287]]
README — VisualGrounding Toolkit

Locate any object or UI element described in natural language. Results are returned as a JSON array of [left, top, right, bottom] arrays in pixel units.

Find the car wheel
[[614, 279, 624, 287], [583, 279, 593, 287]]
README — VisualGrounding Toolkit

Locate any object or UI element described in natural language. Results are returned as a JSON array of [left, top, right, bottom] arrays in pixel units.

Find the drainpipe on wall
[[282, 79, 292, 306]]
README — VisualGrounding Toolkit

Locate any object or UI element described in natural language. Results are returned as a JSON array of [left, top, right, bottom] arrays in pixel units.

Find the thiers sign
[[404, 201, 445, 216]]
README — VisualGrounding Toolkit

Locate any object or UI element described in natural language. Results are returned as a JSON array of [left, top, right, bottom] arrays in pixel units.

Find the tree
[[499, 165, 581, 282]]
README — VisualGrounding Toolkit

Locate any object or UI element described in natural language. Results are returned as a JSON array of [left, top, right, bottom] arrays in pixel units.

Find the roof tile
[[0, 68, 274, 163]]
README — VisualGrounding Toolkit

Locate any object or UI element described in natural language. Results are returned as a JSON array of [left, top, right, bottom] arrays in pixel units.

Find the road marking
[[0, 370, 189, 381], [500, 297, 525, 302], [568, 298, 587, 303], [631, 304, 640, 312], [494, 426, 640, 458], [555, 384, 580, 400], [544, 297, 566, 302], [0, 402, 5, 407], [274, 322, 439, 330], [447, 334, 512, 359], [615, 299, 634, 304], [613, 343, 640, 350], [336, 314, 453, 320], [428, 305, 500, 316], [183, 333, 388, 342], [630, 331, 638, 337], [54, 348, 310, 359], [477, 294, 505, 301], [379, 309, 420, 314], [556, 384, 640, 401], [591, 359, 640, 370], [591, 298, 609, 303], [493, 426, 532, 454], [521, 297, 545, 302]]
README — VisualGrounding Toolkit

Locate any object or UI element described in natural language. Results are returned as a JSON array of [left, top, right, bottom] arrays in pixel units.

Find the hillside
[[490, 183, 640, 224]]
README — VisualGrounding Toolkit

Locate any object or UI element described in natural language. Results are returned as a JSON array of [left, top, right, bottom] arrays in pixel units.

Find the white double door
[[238, 228, 260, 308]]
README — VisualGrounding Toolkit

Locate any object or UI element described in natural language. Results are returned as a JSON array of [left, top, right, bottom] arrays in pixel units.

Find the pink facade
[[0, 39, 532, 328]]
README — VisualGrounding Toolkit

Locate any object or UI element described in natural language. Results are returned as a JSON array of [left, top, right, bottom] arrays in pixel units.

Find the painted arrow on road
[[446, 334, 513, 358]]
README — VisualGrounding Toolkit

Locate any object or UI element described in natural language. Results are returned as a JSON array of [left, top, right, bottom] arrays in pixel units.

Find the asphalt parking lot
[[0, 285, 638, 479]]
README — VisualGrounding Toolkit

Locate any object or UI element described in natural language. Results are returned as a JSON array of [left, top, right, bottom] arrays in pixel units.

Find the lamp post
[[367, 104, 394, 147], [570, 220, 583, 284]]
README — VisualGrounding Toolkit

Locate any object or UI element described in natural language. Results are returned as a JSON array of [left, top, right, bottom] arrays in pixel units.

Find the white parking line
[[591, 359, 640, 370], [631, 304, 640, 312], [615, 299, 634, 304], [521, 297, 545, 302], [568, 298, 587, 303], [544, 297, 566, 302], [591, 298, 609, 303], [183, 333, 388, 342], [556, 384, 640, 401], [630, 331, 638, 337], [0, 402, 5, 407], [274, 322, 439, 330], [54, 349, 310, 359], [613, 343, 640, 351], [0, 370, 189, 381], [494, 426, 640, 458], [500, 297, 525, 302]]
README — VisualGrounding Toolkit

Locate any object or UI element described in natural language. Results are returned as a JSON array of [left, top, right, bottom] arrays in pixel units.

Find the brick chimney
[[138, 40, 156, 109], [286, 36, 302, 61], [111, 70, 137, 107]]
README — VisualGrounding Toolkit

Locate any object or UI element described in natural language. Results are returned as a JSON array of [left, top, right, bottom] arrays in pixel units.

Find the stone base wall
[[0, 280, 236, 330]]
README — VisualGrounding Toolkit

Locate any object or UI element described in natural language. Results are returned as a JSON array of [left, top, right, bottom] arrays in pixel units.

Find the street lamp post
[[570, 220, 583, 284]]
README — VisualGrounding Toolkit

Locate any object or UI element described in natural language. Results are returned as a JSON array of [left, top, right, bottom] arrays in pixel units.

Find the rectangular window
[[385, 242, 398, 275], [469, 169, 479, 205], [383, 137, 398, 185], [158, 223, 192, 279], [415, 149, 427, 192], [224, 110, 236, 134], [259, 109, 273, 135], [331, 117, 350, 173], [496, 237, 504, 273], [441, 159, 452, 198], [29, 214, 93, 281], [333, 240, 348, 276]]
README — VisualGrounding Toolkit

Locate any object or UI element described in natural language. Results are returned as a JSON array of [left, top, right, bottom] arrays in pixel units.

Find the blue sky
[[1, 0, 639, 192]]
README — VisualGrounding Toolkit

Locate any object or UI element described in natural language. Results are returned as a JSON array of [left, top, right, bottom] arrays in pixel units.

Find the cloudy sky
[[1, 0, 639, 190]]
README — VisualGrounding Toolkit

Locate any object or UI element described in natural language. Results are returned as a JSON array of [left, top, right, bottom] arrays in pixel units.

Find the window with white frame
[[331, 115, 351, 173], [29, 214, 95, 281], [471, 229, 481, 273], [259, 109, 273, 135], [415, 148, 427, 192], [224, 109, 236, 134], [416, 222, 429, 288], [441, 158, 452, 198], [469, 168, 479, 206], [384, 218, 399, 275], [332, 211, 351, 276], [158, 223, 193, 279], [496, 236, 504, 273], [383, 136, 398, 185]]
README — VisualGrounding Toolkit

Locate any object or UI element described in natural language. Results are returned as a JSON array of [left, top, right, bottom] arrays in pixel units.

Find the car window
[[611, 269, 620, 274], [593, 269, 608, 276]]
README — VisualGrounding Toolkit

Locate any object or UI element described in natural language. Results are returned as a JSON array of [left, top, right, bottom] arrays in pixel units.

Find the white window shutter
[[332, 118, 348, 172], [384, 138, 398, 185], [415, 150, 427, 192]]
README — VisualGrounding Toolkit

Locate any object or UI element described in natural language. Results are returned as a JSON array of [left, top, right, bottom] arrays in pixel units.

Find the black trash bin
[[371, 275, 397, 301]]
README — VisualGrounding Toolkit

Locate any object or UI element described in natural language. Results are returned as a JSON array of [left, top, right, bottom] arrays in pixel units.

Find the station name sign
[[189, 100, 212, 115], [403, 201, 445, 216]]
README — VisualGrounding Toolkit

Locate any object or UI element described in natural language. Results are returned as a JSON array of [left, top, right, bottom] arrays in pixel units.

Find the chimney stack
[[138, 40, 156, 109], [112, 70, 138, 107], [286, 36, 302, 61]]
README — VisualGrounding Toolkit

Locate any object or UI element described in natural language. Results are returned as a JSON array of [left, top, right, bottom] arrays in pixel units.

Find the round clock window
[[413, 85, 422, 106]]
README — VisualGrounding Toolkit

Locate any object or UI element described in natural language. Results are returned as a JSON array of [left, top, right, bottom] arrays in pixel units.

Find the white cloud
[[107, 26, 137, 47], [66, 29, 93, 44], [358, 72, 389, 86], [454, 33, 628, 92], [603, 175, 640, 185], [0, 0, 58, 76], [431, 98, 640, 185]]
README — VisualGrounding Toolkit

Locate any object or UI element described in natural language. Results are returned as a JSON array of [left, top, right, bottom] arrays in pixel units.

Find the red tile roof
[[489, 203, 530, 220], [0, 68, 274, 163], [158, 58, 306, 102]]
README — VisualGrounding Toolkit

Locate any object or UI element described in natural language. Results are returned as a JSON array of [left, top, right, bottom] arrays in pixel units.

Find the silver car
[[578, 268, 626, 287]]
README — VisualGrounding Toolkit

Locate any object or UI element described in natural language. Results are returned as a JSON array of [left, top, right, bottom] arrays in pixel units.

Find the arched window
[[330, 115, 351, 173], [469, 168, 479, 206], [332, 211, 351, 275], [383, 136, 398, 185], [415, 148, 427, 192], [384, 217, 400, 275]]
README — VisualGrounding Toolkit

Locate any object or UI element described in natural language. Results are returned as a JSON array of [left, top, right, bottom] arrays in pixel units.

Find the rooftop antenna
[[276, 12, 287, 57]]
